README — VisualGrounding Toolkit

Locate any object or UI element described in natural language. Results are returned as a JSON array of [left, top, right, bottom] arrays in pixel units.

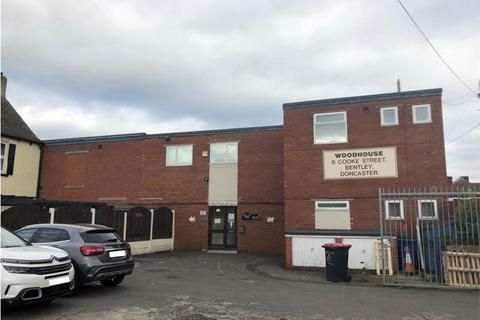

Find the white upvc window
[[380, 106, 399, 126], [412, 104, 432, 124], [385, 200, 404, 220], [166, 144, 193, 166], [313, 111, 347, 144], [315, 200, 350, 210], [1, 142, 6, 173], [210, 142, 238, 164], [418, 199, 438, 220]]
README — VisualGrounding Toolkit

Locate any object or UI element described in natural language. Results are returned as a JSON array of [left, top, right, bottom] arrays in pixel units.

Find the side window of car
[[16, 229, 38, 242], [58, 230, 70, 241], [35, 228, 70, 243]]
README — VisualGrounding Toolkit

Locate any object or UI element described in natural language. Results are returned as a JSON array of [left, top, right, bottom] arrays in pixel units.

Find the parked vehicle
[[15, 224, 134, 289], [1, 227, 75, 308]]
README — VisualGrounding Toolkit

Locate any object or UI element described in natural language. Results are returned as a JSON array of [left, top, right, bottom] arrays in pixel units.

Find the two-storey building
[[39, 88, 450, 268]]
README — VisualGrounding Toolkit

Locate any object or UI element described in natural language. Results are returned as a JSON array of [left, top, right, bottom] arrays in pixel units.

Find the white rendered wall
[[290, 235, 378, 270]]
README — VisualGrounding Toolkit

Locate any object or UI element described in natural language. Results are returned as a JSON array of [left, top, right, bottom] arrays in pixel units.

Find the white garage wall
[[290, 235, 379, 270]]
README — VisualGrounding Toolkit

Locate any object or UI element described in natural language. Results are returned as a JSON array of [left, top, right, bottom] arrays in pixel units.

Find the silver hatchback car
[[15, 224, 134, 289]]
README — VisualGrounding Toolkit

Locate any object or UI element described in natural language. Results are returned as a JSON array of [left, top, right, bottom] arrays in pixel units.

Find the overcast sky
[[1, 0, 479, 180]]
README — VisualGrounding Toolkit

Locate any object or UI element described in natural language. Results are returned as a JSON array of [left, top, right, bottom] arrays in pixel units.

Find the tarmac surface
[[2, 251, 479, 320]]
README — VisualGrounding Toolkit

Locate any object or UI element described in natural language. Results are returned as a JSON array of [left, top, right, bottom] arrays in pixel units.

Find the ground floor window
[[418, 199, 438, 220], [385, 200, 404, 220], [314, 200, 351, 230]]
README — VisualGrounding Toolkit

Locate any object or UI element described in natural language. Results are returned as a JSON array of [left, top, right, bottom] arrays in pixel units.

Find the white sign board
[[323, 147, 397, 180]]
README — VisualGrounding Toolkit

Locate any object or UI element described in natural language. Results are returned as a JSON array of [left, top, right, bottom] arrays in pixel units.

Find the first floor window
[[166, 145, 193, 166], [210, 142, 238, 164], [314, 111, 347, 144], [380, 106, 399, 126], [413, 104, 432, 124], [1, 142, 15, 175], [385, 200, 404, 220], [1, 143, 5, 173], [418, 199, 438, 219]]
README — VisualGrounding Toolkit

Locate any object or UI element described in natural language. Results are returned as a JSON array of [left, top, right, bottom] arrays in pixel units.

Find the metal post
[[90, 208, 96, 224], [378, 188, 385, 284], [123, 211, 128, 241], [149, 209, 154, 241], [49, 207, 55, 224], [171, 209, 175, 251]]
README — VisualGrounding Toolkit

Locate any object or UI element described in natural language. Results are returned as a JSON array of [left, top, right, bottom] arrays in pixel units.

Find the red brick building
[[39, 88, 450, 267]]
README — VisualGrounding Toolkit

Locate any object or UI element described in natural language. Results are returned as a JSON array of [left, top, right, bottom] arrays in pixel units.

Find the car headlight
[[1, 258, 31, 264], [2, 265, 30, 274]]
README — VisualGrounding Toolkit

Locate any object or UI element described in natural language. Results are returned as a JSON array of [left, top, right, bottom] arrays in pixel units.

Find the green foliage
[[452, 199, 479, 246]]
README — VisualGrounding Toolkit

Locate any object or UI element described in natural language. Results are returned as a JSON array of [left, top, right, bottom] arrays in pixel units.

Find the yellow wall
[[1, 136, 41, 198]]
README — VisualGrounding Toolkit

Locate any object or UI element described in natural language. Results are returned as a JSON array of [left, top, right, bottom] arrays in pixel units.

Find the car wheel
[[100, 275, 124, 287]]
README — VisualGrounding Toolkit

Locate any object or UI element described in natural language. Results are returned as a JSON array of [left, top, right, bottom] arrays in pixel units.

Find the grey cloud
[[1, 0, 479, 179]]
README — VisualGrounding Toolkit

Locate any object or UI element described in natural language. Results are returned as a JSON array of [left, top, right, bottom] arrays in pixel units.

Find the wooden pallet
[[376, 239, 393, 276], [443, 251, 480, 288]]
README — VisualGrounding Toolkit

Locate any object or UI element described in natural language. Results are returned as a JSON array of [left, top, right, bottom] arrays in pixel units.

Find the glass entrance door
[[208, 207, 236, 249]]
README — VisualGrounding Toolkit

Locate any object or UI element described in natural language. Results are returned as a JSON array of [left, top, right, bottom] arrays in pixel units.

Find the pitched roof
[[1, 96, 41, 143], [452, 176, 480, 190]]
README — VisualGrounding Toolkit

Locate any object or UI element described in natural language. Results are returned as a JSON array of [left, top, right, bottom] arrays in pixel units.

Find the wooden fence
[[1, 204, 174, 255]]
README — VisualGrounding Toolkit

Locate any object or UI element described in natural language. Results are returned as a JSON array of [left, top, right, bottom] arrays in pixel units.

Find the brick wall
[[237, 204, 284, 255], [283, 94, 450, 231], [40, 129, 285, 255]]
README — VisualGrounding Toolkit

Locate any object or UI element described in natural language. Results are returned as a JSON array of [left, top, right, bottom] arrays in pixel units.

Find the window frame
[[165, 144, 193, 167], [385, 200, 404, 220], [1, 141, 8, 174], [412, 104, 432, 124], [209, 142, 238, 164], [313, 111, 348, 145], [380, 106, 399, 126], [315, 200, 350, 211], [417, 199, 438, 220]]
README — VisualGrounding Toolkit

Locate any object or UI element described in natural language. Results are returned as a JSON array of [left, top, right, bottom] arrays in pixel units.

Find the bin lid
[[322, 243, 352, 249]]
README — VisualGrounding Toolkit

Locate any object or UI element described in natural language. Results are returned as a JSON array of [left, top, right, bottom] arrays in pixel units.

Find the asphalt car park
[[2, 251, 479, 320]]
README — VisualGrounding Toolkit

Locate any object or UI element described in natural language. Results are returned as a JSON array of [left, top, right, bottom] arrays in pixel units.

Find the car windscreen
[[80, 230, 121, 243], [1, 227, 30, 248]]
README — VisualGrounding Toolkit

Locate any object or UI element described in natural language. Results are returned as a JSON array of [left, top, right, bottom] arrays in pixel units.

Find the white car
[[1, 227, 75, 308]]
